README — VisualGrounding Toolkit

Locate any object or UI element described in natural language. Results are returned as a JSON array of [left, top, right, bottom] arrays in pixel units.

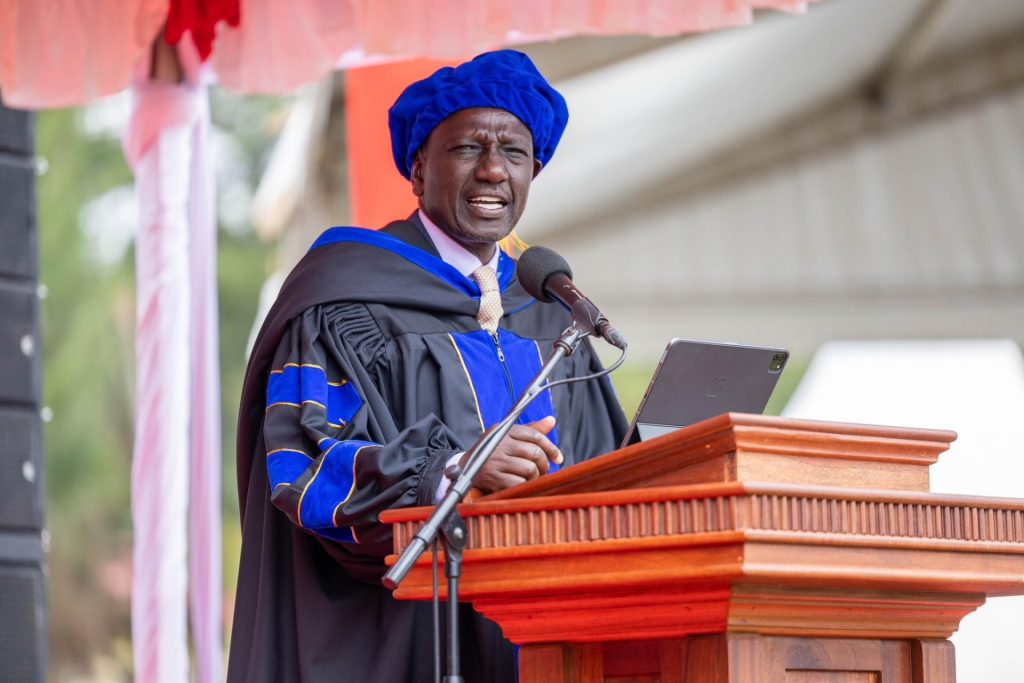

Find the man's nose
[[475, 147, 509, 183]]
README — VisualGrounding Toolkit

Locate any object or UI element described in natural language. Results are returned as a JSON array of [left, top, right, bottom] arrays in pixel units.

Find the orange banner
[[345, 59, 451, 229]]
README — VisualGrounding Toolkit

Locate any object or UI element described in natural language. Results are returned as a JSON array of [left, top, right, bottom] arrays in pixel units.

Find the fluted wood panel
[[392, 485, 1024, 553]]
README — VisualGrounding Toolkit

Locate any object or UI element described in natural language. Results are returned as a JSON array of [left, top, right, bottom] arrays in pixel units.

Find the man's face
[[412, 108, 543, 262]]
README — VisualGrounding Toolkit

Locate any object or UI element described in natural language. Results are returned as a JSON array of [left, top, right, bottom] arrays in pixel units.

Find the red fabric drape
[[165, 0, 241, 60]]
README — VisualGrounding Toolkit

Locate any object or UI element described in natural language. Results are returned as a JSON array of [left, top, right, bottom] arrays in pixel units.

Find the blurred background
[[5, 0, 1023, 679]]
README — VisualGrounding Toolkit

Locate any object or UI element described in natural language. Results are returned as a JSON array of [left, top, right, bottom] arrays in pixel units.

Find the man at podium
[[228, 50, 628, 682]]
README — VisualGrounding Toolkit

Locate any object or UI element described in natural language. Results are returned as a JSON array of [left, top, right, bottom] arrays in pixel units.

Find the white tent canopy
[[524, 0, 1024, 359]]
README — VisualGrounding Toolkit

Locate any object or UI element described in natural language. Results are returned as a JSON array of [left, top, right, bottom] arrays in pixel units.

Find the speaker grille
[[0, 156, 36, 280], [0, 408, 43, 531], [0, 106, 33, 155], [0, 282, 37, 405], [0, 564, 46, 683]]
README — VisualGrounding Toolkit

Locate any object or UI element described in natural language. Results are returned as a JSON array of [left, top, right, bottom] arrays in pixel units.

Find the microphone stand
[[382, 323, 588, 682]]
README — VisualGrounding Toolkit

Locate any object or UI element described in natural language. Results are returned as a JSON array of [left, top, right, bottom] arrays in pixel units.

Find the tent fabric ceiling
[[519, 0, 1024, 242], [509, 0, 1024, 359], [0, 0, 816, 109], [549, 81, 1024, 358]]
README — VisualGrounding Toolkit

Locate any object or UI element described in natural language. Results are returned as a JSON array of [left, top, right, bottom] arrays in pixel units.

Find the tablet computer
[[620, 338, 789, 449]]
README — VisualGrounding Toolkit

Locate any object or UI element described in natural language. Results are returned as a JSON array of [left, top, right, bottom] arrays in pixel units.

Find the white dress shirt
[[418, 210, 500, 276]]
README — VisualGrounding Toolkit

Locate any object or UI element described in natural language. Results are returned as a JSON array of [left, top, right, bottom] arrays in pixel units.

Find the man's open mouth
[[467, 195, 508, 210]]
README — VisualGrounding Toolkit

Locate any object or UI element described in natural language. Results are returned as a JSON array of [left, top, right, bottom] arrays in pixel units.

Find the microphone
[[517, 246, 627, 349]]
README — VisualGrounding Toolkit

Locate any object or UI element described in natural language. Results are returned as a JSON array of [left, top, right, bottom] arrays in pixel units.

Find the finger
[[526, 417, 562, 464], [473, 468, 528, 494], [489, 438, 548, 475], [488, 433, 548, 477], [509, 423, 562, 466], [527, 416, 557, 435], [495, 452, 544, 481]]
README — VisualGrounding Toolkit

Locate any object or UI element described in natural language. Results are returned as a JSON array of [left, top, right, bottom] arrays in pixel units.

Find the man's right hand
[[461, 416, 562, 494]]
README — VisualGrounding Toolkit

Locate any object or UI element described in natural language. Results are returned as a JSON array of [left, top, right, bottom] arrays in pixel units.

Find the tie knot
[[471, 265, 499, 294]]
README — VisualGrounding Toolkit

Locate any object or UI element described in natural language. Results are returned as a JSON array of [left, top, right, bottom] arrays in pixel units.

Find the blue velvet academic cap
[[388, 50, 569, 180]]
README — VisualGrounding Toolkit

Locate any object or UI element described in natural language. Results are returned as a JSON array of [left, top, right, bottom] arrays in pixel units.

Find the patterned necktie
[[471, 265, 503, 335]]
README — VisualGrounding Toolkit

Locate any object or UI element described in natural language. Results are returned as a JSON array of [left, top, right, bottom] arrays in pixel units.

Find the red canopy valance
[[1, 0, 814, 108]]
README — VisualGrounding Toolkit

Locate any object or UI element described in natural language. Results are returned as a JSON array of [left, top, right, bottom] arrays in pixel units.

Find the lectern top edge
[[479, 412, 957, 502]]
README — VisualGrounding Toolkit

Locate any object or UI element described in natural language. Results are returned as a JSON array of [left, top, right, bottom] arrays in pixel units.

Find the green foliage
[[37, 106, 137, 678], [764, 352, 809, 416], [608, 361, 654, 422], [217, 229, 272, 601]]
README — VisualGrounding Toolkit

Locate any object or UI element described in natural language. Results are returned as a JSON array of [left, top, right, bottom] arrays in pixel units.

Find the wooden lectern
[[382, 414, 1024, 682]]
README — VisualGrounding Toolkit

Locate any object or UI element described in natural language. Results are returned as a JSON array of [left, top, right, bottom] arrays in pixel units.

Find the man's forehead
[[429, 108, 533, 141]]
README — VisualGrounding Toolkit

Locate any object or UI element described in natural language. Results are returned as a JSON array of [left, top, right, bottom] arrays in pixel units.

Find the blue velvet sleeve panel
[[263, 305, 458, 557]]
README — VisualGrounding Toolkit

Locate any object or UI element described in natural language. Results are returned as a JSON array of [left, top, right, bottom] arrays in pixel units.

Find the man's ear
[[410, 149, 426, 197], [532, 158, 543, 179]]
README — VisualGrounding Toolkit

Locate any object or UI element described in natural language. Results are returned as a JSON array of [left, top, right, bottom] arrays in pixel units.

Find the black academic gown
[[228, 218, 627, 683]]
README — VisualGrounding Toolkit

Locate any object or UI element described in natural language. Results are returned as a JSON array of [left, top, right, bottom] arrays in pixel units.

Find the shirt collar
[[418, 210, 500, 279]]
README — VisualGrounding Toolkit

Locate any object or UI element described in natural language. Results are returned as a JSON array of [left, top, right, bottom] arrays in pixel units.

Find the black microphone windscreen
[[516, 246, 573, 303]]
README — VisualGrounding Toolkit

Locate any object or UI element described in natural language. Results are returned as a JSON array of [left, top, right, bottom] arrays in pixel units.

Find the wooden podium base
[[520, 634, 956, 683]]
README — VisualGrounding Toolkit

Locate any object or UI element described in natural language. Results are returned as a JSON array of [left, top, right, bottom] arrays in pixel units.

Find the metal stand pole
[[440, 512, 467, 683]]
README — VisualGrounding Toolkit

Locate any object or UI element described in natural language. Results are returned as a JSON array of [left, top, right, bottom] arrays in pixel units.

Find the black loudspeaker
[[0, 101, 46, 683], [0, 554, 46, 682], [0, 152, 37, 279], [0, 106, 33, 155], [0, 282, 39, 407], [0, 407, 44, 531]]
